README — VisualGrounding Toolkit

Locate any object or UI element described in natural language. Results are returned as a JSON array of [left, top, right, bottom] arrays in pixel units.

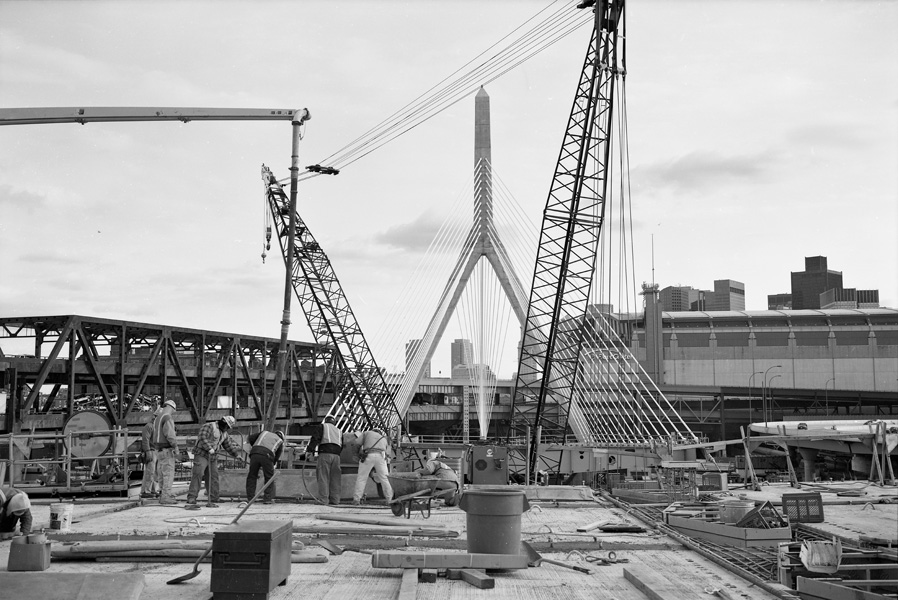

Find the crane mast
[[261, 166, 402, 434], [508, 0, 625, 475]]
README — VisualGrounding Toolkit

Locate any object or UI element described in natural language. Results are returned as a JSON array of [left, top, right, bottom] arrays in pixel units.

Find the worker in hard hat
[[246, 429, 286, 504], [139, 406, 162, 499], [352, 427, 393, 506], [0, 486, 33, 539], [185, 415, 244, 509], [414, 449, 460, 506], [307, 416, 343, 505], [153, 398, 180, 504]]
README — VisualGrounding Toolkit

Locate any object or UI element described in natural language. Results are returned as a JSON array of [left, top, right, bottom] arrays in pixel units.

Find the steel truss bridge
[[0, 315, 335, 433]]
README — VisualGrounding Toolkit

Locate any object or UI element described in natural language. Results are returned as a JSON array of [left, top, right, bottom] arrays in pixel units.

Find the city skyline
[[1, 1, 895, 381]]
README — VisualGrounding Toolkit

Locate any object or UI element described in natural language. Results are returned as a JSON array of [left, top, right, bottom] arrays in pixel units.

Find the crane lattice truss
[[508, 1, 697, 467], [262, 166, 402, 434]]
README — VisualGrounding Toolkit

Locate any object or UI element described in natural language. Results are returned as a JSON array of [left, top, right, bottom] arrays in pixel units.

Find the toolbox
[[211, 520, 292, 600]]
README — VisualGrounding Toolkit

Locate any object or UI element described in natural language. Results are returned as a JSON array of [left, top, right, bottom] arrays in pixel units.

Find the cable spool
[[62, 410, 113, 458]]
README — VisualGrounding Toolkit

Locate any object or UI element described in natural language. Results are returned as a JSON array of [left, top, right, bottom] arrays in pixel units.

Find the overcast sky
[[1, 1, 896, 378]]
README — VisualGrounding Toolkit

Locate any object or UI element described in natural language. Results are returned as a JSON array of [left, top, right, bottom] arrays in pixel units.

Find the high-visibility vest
[[153, 413, 174, 447], [253, 431, 284, 454], [321, 423, 342, 446]]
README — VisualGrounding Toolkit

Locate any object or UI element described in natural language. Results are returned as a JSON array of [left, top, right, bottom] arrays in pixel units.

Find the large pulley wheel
[[63, 410, 113, 458]]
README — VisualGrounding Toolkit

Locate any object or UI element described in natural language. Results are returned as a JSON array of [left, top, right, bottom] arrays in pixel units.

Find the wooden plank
[[459, 569, 495, 589], [397, 568, 417, 600], [576, 520, 608, 532], [623, 565, 699, 600], [372, 551, 529, 570]]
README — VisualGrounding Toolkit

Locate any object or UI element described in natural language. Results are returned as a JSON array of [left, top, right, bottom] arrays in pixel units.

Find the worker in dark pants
[[307, 416, 343, 505], [246, 429, 285, 504]]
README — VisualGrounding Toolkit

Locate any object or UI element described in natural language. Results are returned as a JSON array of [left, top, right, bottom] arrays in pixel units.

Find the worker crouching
[[0, 486, 33, 539], [246, 429, 285, 504]]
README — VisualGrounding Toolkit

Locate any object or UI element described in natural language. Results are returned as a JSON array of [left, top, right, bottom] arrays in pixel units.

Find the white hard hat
[[220, 416, 236, 429], [164, 399, 177, 410], [8, 492, 31, 515]]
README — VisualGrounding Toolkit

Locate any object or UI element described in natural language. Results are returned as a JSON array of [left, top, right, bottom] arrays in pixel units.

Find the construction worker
[[139, 407, 162, 498], [352, 427, 393, 505], [0, 486, 33, 539], [153, 398, 180, 504], [307, 416, 343, 505], [415, 449, 460, 506], [185, 416, 244, 509], [246, 429, 285, 504]]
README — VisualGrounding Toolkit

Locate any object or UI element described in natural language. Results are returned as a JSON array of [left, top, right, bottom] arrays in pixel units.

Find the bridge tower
[[392, 88, 528, 432]]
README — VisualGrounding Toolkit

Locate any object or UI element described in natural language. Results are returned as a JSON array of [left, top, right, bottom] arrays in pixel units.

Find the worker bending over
[[185, 415, 244, 509], [0, 486, 33, 539], [246, 429, 285, 504], [352, 428, 393, 505], [307, 416, 343, 505], [415, 449, 460, 506]]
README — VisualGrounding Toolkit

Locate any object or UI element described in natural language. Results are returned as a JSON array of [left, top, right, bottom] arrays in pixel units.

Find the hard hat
[[164, 399, 176, 410], [275, 430, 286, 440], [324, 416, 335, 424], [8, 492, 30, 515], [220, 416, 236, 429]]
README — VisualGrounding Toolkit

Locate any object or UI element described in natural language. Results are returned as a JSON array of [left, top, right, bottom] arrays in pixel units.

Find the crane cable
[[291, 1, 592, 183]]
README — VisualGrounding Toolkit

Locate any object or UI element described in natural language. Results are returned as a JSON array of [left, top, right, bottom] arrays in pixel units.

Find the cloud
[[634, 151, 774, 193], [0, 184, 48, 212], [374, 212, 453, 252]]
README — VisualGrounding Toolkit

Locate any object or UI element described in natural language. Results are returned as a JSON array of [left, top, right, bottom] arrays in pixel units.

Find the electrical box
[[468, 445, 508, 485]]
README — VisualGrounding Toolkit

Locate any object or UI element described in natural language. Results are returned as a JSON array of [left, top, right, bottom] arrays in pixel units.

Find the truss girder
[[263, 167, 401, 434], [0, 315, 320, 432], [510, 1, 624, 460]]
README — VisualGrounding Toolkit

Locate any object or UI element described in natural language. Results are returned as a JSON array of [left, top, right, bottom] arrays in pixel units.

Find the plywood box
[[7, 541, 51, 571]]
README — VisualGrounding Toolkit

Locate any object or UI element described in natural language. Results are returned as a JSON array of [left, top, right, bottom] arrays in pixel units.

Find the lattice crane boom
[[261, 166, 402, 434], [508, 1, 625, 467]]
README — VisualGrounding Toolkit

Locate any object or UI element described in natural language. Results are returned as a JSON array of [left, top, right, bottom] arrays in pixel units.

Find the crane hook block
[[306, 164, 340, 175]]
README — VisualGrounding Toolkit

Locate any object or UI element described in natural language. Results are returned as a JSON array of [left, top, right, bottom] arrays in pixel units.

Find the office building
[[705, 279, 746, 311], [791, 256, 843, 310], [660, 286, 700, 311], [767, 293, 793, 310]]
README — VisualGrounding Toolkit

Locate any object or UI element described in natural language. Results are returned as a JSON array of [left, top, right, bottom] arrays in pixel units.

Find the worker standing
[[0, 486, 33, 539], [352, 428, 393, 505], [140, 407, 162, 499], [185, 416, 244, 509], [246, 429, 285, 504], [153, 399, 180, 505], [307, 416, 343, 505]]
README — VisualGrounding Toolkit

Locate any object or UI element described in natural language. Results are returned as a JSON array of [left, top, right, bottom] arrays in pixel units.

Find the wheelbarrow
[[387, 474, 459, 518]]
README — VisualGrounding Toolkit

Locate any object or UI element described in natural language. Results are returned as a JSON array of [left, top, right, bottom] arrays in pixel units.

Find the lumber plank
[[459, 569, 495, 589], [397, 569, 418, 600], [315, 513, 447, 528], [372, 551, 529, 570], [576, 520, 608, 532]]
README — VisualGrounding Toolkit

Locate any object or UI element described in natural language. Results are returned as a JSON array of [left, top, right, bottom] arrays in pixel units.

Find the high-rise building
[[405, 339, 431, 377], [791, 256, 843, 310], [820, 288, 880, 310], [450, 339, 474, 373], [767, 293, 793, 310], [705, 279, 745, 311], [659, 286, 700, 311]]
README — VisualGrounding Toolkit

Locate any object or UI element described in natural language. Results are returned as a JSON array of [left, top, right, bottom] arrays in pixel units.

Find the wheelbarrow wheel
[[391, 501, 405, 517]]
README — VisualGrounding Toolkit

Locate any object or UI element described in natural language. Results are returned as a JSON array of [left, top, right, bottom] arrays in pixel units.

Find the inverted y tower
[[394, 87, 528, 419]]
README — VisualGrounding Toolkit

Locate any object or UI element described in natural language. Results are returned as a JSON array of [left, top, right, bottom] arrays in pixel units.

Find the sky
[[1, 1, 896, 380]]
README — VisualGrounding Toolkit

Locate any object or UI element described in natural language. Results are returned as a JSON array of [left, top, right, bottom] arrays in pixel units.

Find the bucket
[[459, 488, 530, 555], [50, 503, 74, 532], [719, 500, 754, 524]]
